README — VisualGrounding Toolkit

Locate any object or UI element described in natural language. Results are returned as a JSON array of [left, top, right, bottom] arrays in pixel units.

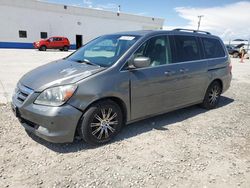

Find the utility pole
[[118, 5, 121, 13], [117, 5, 121, 16], [197, 15, 204, 31]]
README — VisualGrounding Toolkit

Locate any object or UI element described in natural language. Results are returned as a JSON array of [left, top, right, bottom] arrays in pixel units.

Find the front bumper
[[12, 88, 82, 143], [33, 43, 40, 49]]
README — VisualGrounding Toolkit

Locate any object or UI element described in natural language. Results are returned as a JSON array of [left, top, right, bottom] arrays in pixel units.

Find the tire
[[201, 81, 222, 109], [232, 52, 239, 58], [63, 46, 69, 51], [78, 100, 123, 145], [59, 49, 63, 51], [40, 46, 47, 51]]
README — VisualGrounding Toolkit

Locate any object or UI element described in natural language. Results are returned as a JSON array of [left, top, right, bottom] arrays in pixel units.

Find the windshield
[[67, 35, 140, 67]]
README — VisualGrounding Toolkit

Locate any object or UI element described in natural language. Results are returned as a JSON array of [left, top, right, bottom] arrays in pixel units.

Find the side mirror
[[131, 57, 150, 68]]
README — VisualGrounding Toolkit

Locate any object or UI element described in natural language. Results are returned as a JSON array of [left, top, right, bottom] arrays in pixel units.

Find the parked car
[[226, 43, 246, 58], [33, 36, 70, 51], [12, 29, 232, 145]]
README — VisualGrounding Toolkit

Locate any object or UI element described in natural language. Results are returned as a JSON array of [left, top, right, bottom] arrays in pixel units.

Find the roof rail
[[173, 28, 211, 35]]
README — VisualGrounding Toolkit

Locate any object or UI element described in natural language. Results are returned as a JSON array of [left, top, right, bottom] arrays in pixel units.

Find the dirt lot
[[0, 56, 250, 188], [0, 49, 72, 103]]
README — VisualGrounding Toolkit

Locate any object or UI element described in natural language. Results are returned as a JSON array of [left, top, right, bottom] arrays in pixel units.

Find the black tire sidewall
[[63, 46, 69, 51], [202, 81, 222, 109], [40, 46, 46, 51], [79, 101, 123, 145], [233, 52, 239, 58]]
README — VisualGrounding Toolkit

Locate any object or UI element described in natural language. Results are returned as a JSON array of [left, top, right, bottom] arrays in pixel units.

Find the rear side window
[[174, 35, 200, 62], [202, 38, 225, 58]]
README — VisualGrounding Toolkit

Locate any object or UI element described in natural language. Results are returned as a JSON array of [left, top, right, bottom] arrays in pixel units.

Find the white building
[[0, 0, 164, 49]]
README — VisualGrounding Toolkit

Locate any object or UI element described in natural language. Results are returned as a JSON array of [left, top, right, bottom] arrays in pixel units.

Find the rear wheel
[[201, 81, 222, 109], [63, 46, 69, 51], [40, 45, 47, 51], [78, 100, 123, 145]]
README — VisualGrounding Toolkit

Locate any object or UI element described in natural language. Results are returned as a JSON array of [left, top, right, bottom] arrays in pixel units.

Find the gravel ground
[[0, 58, 250, 188]]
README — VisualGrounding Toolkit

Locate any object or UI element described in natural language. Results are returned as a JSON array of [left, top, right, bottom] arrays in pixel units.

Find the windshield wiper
[[74, 59, 100, 67]]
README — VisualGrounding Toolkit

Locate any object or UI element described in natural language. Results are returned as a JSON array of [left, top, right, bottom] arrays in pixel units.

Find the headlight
[[35, 85, 77, 106]]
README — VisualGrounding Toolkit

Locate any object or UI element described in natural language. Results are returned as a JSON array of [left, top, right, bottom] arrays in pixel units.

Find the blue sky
[[44, 0, 242, 25], [43, 0, 250, 40]]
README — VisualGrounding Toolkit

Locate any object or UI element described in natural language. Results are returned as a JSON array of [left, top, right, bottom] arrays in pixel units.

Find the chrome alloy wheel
[[91, 108, 118, 140], [208, 85, 220, 105]]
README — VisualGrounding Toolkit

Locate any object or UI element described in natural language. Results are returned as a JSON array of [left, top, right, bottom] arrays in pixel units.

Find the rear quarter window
[[202, 38, 225, 58]]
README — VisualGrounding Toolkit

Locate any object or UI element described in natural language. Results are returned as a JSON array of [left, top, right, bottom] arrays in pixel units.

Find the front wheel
[[232, 52, 239, 58], [78, 100, 123, 145], [40, 45, 47, 51], [201, 81, 222, 109]]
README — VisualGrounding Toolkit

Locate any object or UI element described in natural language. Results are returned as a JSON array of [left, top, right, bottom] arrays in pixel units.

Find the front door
[[130, 35, 179, 120], [47, 37, 54, 48]]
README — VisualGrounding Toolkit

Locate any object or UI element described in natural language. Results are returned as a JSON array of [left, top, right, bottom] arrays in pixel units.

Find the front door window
[[133, 36, 172, 67]]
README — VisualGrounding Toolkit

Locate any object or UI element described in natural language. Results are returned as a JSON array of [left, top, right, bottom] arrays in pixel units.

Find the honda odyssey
[[12, 29, 232, 145]]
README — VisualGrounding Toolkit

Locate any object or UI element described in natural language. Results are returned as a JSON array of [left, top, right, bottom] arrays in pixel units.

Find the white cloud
[[83, 0, 93, 8], [96, 3, 117, 11], [82, 1, 118, 11], [166, 1, 250, 40]]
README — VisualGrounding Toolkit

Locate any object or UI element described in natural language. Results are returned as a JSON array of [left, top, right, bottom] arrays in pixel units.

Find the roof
[[113, 29, 218, 38]]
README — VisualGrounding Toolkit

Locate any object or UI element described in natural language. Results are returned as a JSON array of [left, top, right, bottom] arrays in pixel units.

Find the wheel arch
[[209, 78, 223, 91], [74, 96, 128, 137], [40, 45, 47, 50]]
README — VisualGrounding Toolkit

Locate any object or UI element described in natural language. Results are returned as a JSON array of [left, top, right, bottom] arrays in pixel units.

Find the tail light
[[228, 61, 232, 74]]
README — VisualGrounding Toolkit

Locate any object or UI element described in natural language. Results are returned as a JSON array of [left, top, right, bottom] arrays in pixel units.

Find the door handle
[[179, 68, 189, 73], [164, 71, 175, 76]]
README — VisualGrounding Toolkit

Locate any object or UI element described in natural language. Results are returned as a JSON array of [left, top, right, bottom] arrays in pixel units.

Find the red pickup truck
[[33, 36, 70, 51]]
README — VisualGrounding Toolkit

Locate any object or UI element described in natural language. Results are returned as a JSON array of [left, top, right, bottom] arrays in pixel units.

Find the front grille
[[15, 83, 33, 104], [17, 91, 28, 102]]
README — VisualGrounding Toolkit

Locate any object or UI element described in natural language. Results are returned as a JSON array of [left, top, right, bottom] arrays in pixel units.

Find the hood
[[235, 43, 245, 48], [20, 59, 105, 91], [35, 39, 46, 43]]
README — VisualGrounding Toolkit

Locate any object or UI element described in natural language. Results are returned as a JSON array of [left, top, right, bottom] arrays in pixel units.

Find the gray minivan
[[12, 29, 232, 145]]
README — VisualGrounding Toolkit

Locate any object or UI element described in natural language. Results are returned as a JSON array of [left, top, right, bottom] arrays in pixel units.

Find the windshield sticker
[[119, 36, 135, 41]]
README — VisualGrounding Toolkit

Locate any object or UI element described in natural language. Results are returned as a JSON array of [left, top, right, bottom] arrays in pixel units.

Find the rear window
[[174, 35, 201, 62], [202, 38, 225, 58]]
